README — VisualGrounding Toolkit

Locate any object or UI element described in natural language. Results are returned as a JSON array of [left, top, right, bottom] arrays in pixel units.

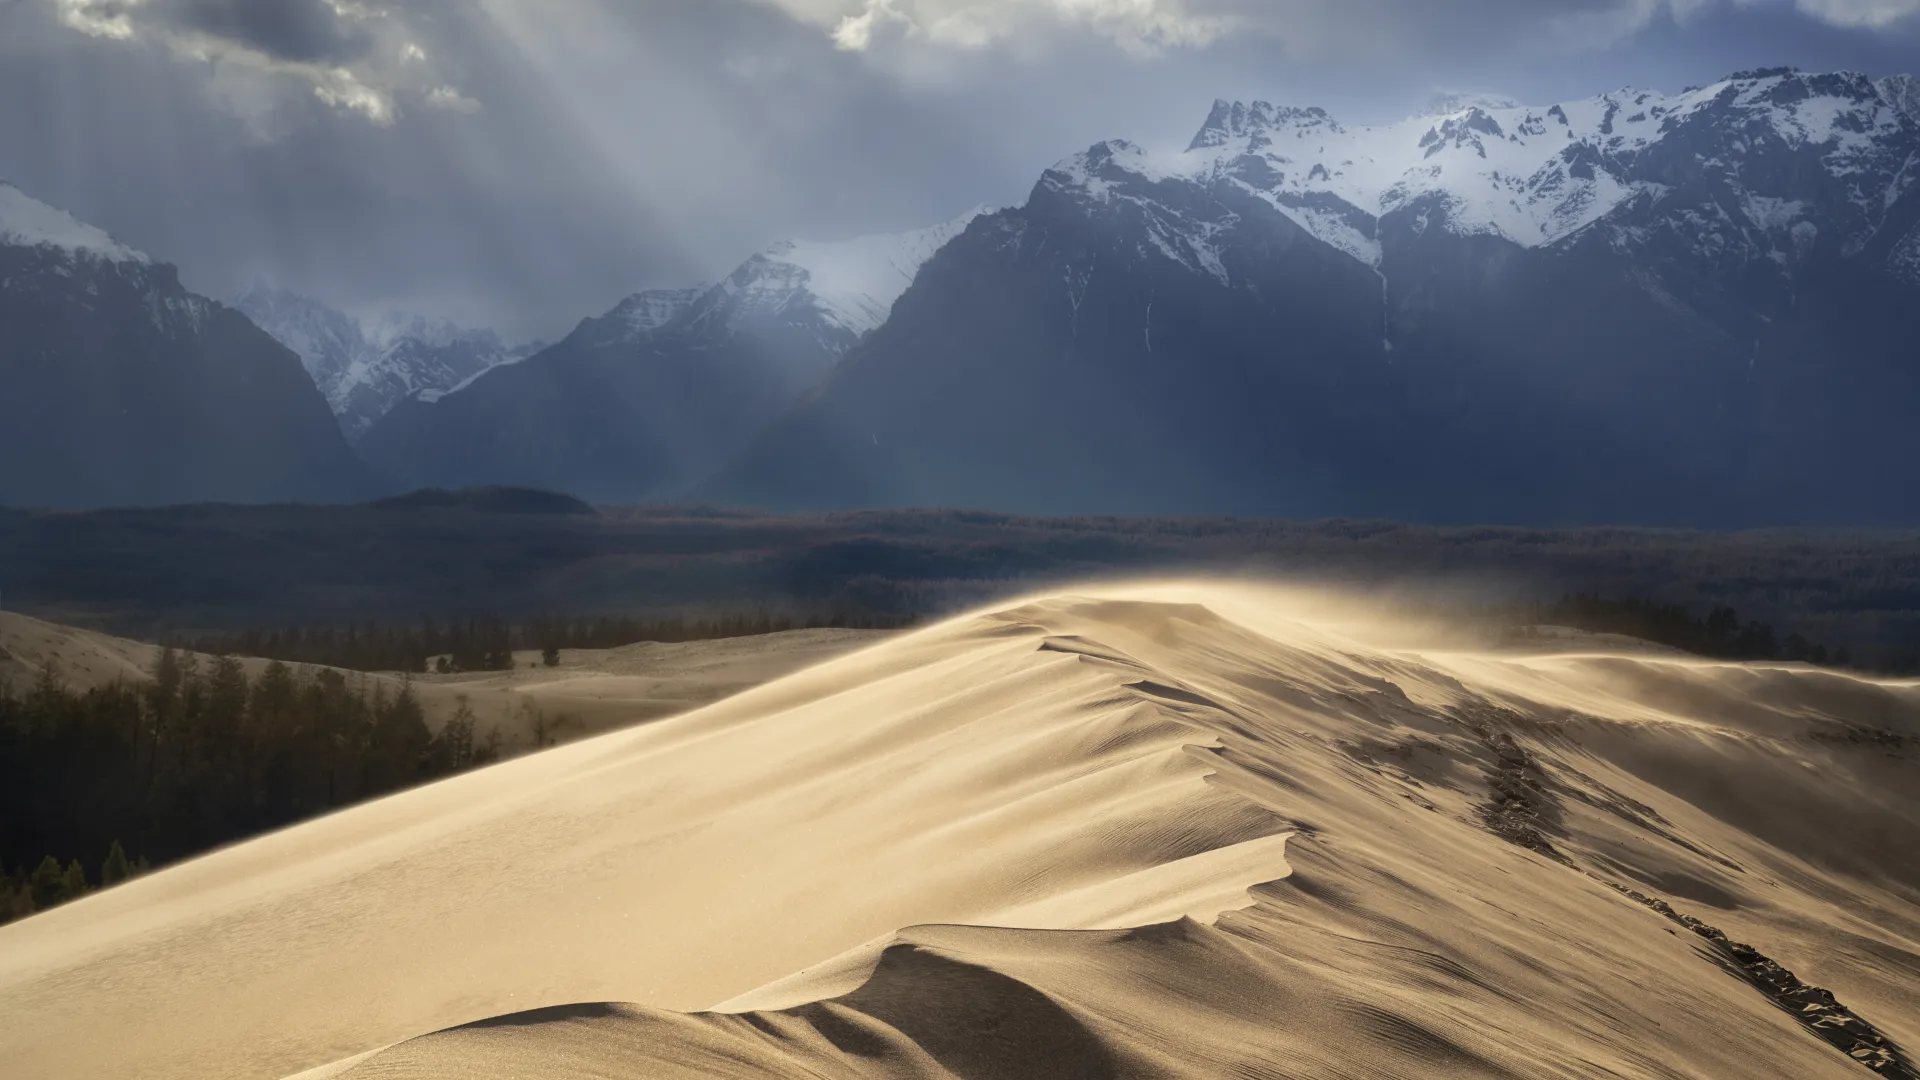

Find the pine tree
[[29, 856, 66, 908], [61, 859, 89, 901], [101, 841, 131, 887]]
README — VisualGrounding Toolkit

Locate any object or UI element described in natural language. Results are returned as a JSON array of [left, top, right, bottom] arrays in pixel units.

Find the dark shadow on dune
[[457, 1002, 622, 1029], [832, 944, 1122, 1080], [788, 1003, 899, 1059]]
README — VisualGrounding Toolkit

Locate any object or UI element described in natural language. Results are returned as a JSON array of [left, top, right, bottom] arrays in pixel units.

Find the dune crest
[[2, 584, 1917, 1079]]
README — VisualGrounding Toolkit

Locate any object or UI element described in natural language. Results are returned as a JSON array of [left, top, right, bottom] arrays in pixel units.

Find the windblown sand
[[1, 583, 1916, 1079]]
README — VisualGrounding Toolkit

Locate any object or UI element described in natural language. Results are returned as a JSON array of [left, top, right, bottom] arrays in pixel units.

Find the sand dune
[[2, 584, 1917, 1079]]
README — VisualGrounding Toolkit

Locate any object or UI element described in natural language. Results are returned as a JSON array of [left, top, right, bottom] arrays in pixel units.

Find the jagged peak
[[1037, 66, 1919, 271], [1725, 66, 1802, 83], [1188, 100, 1340, 151]]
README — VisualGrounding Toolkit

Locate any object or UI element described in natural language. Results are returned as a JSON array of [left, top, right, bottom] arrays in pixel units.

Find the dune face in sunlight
[[2, 584, 1916, 1079]]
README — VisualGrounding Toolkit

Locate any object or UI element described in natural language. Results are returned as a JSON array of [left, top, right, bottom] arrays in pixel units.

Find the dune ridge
[[1, 583, 1916, 1079]]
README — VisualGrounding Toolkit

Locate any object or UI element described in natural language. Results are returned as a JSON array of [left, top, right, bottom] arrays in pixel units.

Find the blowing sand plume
[[1, 583, 1916, 1079]]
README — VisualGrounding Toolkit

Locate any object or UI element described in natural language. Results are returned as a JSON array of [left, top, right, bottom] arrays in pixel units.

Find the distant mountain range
[[705, 68, 1920, 525], [232, 285, 542, 441], [356, 210, 983, 501], [0, 183, 370, 509], [7, 68, 1920, 524]]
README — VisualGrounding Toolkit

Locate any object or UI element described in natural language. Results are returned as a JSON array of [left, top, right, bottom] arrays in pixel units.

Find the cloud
[[46, 0, 477, 126], [8, 0, 1913, 344], [791, 0, 1237, 53], [156, 0, 374, 63], [768, 0, 1914, 56], [1788, 0, 1920, 27]]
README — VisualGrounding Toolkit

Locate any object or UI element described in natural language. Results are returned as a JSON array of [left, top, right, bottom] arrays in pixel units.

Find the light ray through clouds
[[4, 0, 1915, 340], [465, 0, 769, 274]]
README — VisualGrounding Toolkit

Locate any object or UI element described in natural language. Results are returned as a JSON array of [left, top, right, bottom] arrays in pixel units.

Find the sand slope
[[2, 585, 1917, 1079]]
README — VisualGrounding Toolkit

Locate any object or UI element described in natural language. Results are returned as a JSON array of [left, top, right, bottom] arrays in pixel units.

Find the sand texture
[[1, 584, 1916, 1079]]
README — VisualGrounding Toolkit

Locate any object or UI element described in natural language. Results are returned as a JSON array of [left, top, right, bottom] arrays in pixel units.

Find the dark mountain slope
[[0, 187, 371, 509]]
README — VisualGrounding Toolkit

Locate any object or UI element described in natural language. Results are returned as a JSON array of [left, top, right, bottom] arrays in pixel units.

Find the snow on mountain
[[773, 208, 989, 335], [1052, 70, 1919, 272], [234, 284, 534, 440], [0, 182, 149, 264], [1881, 74, 1920, 126], [666, 207, 989, 346]]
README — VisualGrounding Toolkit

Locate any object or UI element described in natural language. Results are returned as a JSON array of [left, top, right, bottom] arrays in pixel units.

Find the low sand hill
[[0, 610, 886, 749], [2, 584, 1917, 1080]]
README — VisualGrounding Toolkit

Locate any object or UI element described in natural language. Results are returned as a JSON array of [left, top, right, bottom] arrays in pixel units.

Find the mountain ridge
[[701, 68, 1920, 525]]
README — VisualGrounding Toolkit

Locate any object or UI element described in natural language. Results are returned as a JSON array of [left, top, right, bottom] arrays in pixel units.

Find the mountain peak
[[0, 182, 149, 264], [1188, 100, 1340, 151], [720, 207, 990, 338], [233, 285, 528, 439]]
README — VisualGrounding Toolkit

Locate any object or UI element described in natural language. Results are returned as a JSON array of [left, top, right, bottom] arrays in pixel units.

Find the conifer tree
[[61, 859, 89, 901], [101, 841, 131, 887], [29, 856, 65, 908]]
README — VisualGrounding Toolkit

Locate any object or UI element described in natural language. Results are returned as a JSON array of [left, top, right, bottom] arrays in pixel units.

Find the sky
[[1, 0, 1916, 340]]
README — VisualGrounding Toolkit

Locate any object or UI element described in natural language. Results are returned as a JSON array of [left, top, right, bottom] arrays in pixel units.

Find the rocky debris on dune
[[1462, 698, 1915, 1078], [1609, 883, 1916, 1079]]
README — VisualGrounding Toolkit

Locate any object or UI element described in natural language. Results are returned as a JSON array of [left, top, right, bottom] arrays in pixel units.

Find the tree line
[[0, 650, 497, 926], [1511, 595, 1851, 666], [185, 611, 918, 675]]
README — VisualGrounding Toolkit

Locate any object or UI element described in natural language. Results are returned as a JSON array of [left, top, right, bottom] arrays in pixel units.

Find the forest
[[183, 611, 919, 674], [0, 651, 497, 924]]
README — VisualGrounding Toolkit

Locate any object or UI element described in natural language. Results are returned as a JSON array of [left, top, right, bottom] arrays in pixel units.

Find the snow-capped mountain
[[233, 285, 538, 440], [1063, 68, 1918, 274], [700, 209, 988, 339], [705, 69, 1920, 526], [572, 208, 988, 355], [0, 184, 369, 508], [360, 210, 987, 501]]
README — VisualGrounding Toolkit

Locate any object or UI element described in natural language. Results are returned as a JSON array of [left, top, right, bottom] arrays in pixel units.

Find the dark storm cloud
[[151, 0, 375, 63], [1, 0, 1913, 340]]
